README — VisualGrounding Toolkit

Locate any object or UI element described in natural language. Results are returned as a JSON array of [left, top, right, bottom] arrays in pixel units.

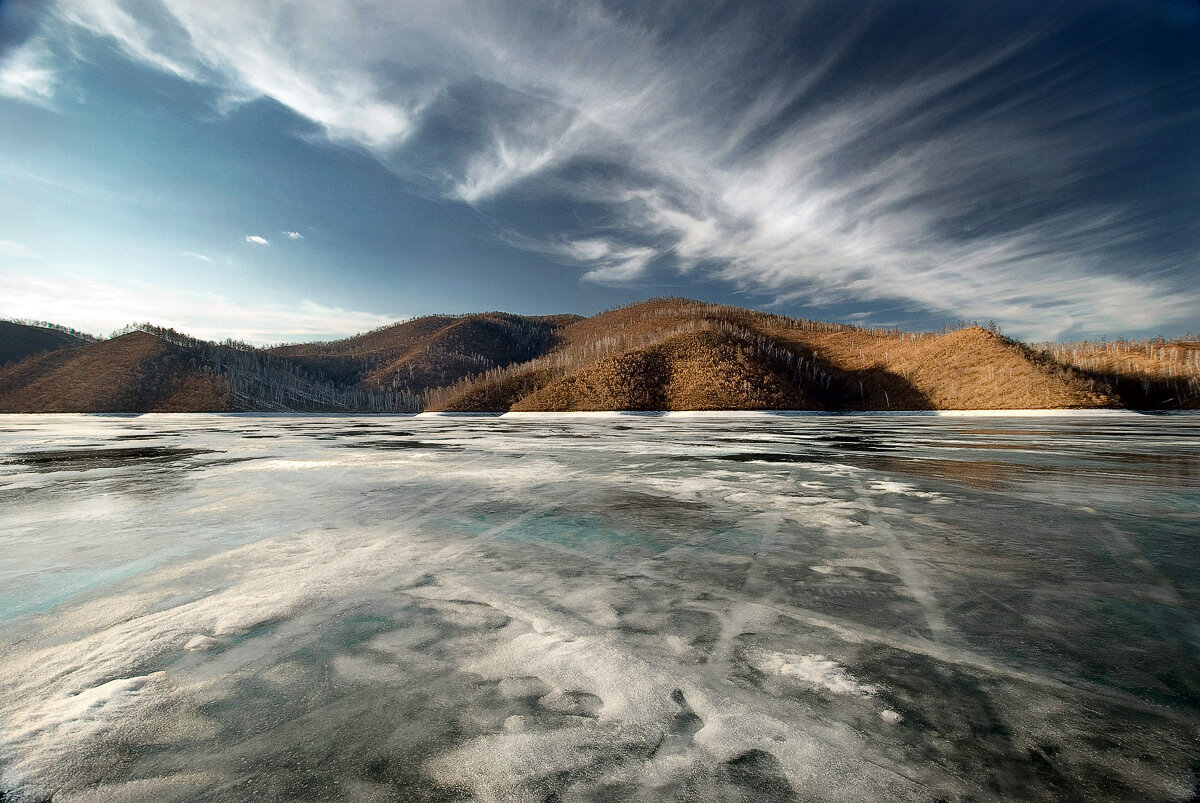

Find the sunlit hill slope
[[0, 300, 1195, 412]]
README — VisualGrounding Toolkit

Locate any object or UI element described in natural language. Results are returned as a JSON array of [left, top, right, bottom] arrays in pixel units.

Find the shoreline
[[1, 408, 1196, 418]]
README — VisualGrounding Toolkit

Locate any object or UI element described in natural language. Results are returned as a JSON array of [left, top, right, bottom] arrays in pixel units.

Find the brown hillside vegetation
[[270, 312, 578, 393], [272, 315, 463, 358], [0, 332, 232, 412], [428, 299, 1116, 411], [767, 326, 1114, 411], [1036, 340, 1200, 409], [0, 321, 90, 366], [1, 299, 1191, 413], [513, 330, 820, 411]]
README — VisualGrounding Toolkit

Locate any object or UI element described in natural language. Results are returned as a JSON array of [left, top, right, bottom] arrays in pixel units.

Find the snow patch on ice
[[750, 651, 877, 697], [427, 718, 642, 799], [183, 635, 218, 651], [40, 674, 160, 735], [1, 670, 167, 792], [0, 529, 417, 795], [50, 772, 222, 803], [867, 480, 943, 500]]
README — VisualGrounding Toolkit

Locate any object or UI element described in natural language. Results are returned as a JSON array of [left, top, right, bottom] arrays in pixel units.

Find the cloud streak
[[244, 235, 268, 245], [0, 36, 57, 105], [57, 0, 422, 149], [0, 271, 401, 344], [39, 0, 1200, 337]]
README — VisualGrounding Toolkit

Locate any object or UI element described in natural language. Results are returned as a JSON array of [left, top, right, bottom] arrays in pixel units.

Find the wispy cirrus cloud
[[0, 37, 57, 106], [0, 271, 401, 344], [284, 231, 304, 240], [35, 0, 1200, 338], [56, 0, 423, 149]]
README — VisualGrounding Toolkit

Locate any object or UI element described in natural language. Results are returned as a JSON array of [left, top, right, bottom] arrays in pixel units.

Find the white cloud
[[57, 0, 421, 150], [45, 0, 1200, 337], [57, 0, 200, 82], [558, 238, 657, 284], [0, 37, 57, 106], [0, 271, 402, 345], [0, 240, 39, 259], [180, 251, 214, 263], [284, 231, 304, 240], [244, 235, 269, 245]]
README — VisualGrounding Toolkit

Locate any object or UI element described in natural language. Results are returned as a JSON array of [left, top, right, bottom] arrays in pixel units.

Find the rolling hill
[[269, 312, 579, 393], [426, 300, 1122, 412], [0, 331, 231, 412], [1036, 339, 1200, 410], [0, 301, 1195, 412], [0, 321, 93, 367]]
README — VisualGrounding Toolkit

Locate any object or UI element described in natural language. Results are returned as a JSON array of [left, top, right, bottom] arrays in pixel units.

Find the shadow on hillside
[[811, 360, 936, 411], [1073, 369, 1199, 410]]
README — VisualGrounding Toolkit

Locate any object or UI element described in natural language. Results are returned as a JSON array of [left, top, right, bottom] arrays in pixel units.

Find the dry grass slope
[[0, 299, 1186, 413], [429, 299, 1117, 412], [270, 312, 577, 395], [363, 314, 572, 391], [513, 330, 820, 411], [0, 332, 231, 412], [0, 321, 89, 367], [769, 327, 1115, 410], [1037, 340, 1200, 409]]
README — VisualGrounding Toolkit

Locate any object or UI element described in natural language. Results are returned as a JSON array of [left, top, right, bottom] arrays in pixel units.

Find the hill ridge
[[0, 320, 95, 368], [0, 300, 1195, 412]]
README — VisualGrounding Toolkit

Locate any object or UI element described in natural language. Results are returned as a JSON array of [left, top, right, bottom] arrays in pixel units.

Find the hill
[[0, 320, 93, 367], [514, 329, 821, 411], [0, 326, 416, 414], [269, 312, 579, 393], [1, 299, 1195, 413], [1036, 339, 1200, 409], [427, 299, 1118, 412], [0, 331, 231, 412]]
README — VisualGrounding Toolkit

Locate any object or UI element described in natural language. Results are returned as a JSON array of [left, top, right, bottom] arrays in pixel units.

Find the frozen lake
[[1, 412, 1198, 802]]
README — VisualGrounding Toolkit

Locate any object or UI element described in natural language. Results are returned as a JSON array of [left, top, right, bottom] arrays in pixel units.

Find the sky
[[0, 0, 1197, 344]]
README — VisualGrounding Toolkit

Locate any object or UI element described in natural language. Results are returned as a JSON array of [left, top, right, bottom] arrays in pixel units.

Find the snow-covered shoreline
[[0, 408, 1194, 420], [470, 408, 1186, 419]]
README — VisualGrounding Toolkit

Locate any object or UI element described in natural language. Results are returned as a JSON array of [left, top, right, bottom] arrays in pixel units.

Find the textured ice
[[748, 651, 877, 696], [1, 412, 1199, 802]]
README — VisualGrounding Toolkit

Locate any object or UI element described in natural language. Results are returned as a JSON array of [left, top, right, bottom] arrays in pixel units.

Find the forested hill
[[0, 302, 1196, 412], [268, 312, 580, 395], [0, 313, 573, 413]]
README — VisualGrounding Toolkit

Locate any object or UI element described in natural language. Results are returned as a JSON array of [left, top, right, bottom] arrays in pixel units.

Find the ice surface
[[1, 412, 1198, 801], [746, 651, 877, 696]]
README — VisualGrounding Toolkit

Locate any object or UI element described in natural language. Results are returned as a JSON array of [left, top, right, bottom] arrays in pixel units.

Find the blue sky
[[0, 0, 1197, 343]]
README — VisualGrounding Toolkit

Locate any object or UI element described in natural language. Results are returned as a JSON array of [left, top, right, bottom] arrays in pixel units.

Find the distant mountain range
[[1, 300, 1196, 412]]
